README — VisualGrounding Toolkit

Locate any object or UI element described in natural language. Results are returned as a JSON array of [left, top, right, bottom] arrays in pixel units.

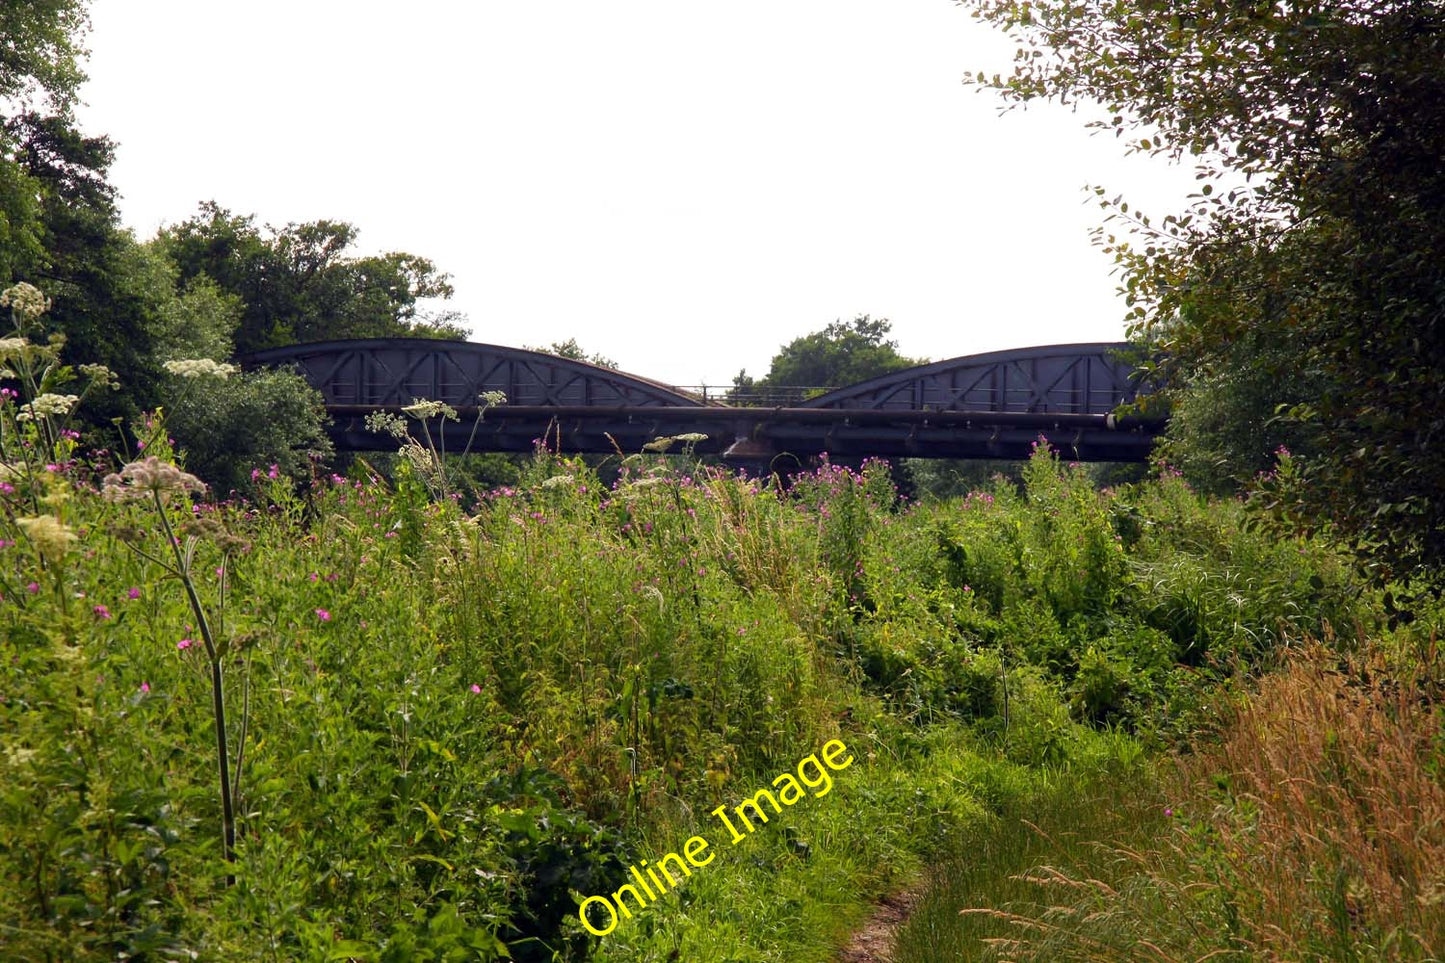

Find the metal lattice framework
[[802, 343, 1147, 413], [242, 338, 707, 409], [239, 339, 1162, 461]]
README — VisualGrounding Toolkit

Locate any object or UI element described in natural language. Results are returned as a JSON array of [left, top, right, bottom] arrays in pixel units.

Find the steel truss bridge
[[241, 339, 1163, 463]]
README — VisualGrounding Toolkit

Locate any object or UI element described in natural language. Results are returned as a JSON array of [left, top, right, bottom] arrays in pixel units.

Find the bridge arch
[[240, 338, 707, 409], [800, 342, 1148, 415]]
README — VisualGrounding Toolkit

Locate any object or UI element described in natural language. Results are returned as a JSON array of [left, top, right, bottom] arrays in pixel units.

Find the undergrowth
[[0, 312, 1410, 962], [894, 642, 1445, 962]]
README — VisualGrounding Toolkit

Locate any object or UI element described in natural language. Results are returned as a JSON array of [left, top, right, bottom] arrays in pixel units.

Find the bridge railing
[[672, 385, 839, 406]]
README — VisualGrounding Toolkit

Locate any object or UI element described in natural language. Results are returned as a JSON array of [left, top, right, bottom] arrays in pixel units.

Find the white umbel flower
[[16, 393, 80, 421], [101, 456, 206, 501], [0, 283, 51, 321], [163, 359, 237, 379]]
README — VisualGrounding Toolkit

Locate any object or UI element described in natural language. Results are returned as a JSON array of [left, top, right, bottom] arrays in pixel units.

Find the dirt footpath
[[835, 890, 919, 963]]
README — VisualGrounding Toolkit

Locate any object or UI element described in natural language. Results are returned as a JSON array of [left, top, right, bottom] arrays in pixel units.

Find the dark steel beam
[[321, 404, 1162, 462]]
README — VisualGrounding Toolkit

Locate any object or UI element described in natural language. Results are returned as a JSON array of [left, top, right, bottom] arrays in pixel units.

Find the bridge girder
[[802, 342, 1148, 414], [241, 338, 706, 409], [241, 339, 1163, 462]]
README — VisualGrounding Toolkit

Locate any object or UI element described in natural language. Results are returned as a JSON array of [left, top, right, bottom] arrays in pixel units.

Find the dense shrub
[[165, 366, 333, 493]]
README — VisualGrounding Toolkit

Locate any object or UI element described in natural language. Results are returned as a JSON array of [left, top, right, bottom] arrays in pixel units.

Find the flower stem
[[153, 490, 236, 883]]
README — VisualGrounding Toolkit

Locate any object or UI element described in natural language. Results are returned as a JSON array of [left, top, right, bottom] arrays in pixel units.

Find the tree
[[961, 0, 1445, 582], [523, 337, 619, 370], [0, 0, 91, 283], [733, 315, 923, 403], [0, 1, 90, 114], [156, 203, 468, 355], [10, 111, 163, 421]]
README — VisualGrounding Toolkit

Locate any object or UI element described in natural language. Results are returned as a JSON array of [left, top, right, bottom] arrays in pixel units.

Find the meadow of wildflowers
[[1, 282, 1426, 961]]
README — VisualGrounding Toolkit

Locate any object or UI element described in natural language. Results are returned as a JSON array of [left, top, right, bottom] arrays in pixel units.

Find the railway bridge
[[241, 339, 1163, 462]]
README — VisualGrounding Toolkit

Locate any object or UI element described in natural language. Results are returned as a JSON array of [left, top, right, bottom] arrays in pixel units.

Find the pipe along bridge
[[240, 339, 1164, 463]]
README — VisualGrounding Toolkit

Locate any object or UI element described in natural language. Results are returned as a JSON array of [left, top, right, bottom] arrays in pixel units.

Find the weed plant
[[0, 305, 1396, 961], [893, 644, 1444, 962]]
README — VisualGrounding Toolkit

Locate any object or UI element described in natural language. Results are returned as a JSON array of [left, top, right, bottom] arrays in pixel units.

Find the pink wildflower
[[140, 681, 150, 694], [470, 683, 482, 694], [93, 604, 111, 619], [26, 582, 39, 594], [177, 638, 193, 650], [127, 586, 141, 600], [315, 608, 331, 622]]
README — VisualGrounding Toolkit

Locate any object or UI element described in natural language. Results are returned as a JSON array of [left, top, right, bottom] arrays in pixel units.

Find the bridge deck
[[241, 339, 1162, 462]]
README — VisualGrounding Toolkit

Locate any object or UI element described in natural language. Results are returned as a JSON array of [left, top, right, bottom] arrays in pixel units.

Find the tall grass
[[892, 772, 1169, 963], [894, 643, 1445, 961]]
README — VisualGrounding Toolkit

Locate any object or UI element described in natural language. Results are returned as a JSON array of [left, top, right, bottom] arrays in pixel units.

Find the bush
[[166, 367, 332, 492]]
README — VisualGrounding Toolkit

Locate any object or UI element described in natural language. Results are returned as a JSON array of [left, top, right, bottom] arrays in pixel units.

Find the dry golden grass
[[1166, 640, 1445, 958], [926, 640, 1445, 962]]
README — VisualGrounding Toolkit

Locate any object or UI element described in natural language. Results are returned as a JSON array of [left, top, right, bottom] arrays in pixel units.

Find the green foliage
[[892, 774, 1169, 963], [0, 0, 90, 115], [524, 338, 620, 370], [156, 202, 467, 355], [0, 141, 44, 283], [147, 268, 242, 363], [732, 315, 924, 403], [1154, 324, 1330, 495], [0, 2, 94, 284], [961, 0, 1445, 583], [849, 443, 1367, 742], [165, 367, 333, 493], [8, 114, 164, 422]]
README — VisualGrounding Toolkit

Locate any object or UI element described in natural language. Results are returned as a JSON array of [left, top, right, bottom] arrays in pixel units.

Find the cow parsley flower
[[0, 282, 51, 322], [0, 337, 30, 362], [101, 457, 206, 501], [78, 363, 120, 389], [401, 398, 459, 421], [16, 393, 80, 421], [163, 358, 237, 379], [364, 410, 409, 440]]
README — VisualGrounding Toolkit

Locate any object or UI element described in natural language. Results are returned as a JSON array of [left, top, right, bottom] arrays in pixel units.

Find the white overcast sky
[[76, 0, 1197, 388]]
